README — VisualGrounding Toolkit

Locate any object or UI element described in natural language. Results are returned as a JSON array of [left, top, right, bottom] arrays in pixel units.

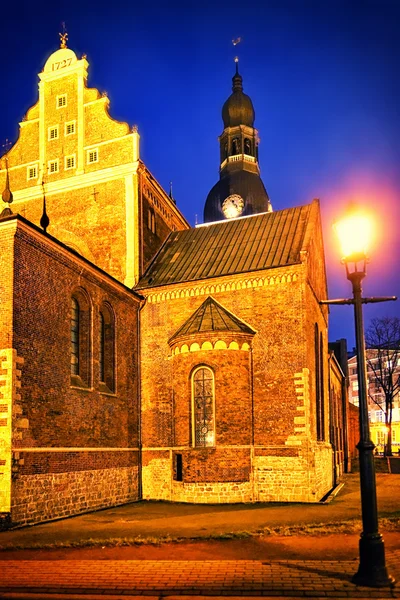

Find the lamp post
[[333, 207, 394, 587]]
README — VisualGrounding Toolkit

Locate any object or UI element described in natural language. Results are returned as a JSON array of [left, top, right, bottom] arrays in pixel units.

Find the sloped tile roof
[[169, 296, 256, 344], [137, 203, 312, 290]]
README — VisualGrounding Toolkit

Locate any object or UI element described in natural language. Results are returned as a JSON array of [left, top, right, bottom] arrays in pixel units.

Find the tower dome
[[222, 66, 255, 128]]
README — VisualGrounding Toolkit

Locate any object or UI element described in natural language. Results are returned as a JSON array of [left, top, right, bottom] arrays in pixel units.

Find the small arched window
[[70, 291, 91, 387], [192, 366, 215, 447], [244, 138, 251, 155], [232, 137, 241, 155], [99, 303, 115, 393]]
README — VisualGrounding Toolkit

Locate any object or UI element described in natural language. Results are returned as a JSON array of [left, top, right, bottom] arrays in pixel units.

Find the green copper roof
[[169, 296, 256, 344], [137, 203, 313, 290]]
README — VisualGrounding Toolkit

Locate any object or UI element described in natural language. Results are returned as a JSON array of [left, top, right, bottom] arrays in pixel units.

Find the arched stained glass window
[[192, 367, 215, 447], [70, 290, 91, 387]]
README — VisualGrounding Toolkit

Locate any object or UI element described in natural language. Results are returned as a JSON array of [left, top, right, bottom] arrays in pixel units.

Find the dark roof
[[136, 203, 313, 290], [169, 296, 256, 344]]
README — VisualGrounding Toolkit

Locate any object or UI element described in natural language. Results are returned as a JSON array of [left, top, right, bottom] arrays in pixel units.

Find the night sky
[[1, 0, 399, 349]]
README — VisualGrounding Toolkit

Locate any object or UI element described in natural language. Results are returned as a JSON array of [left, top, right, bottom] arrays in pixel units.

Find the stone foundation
[[11, 466, 139, 526], [142, 446, 333, 504]]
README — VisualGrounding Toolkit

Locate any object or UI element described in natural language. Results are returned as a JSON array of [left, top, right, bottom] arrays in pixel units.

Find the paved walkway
[[0, 553, 399, 599], [0, 474, 399, 599]]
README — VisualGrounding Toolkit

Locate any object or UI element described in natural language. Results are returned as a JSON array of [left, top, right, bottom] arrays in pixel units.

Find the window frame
[[70, 290, 92, 389], [27, 164, 38, 181], [65, 120, 76, 136], [48, 125, 59, 141], [57, 94, 67, 108], [87, 148, 99, 164], [64, 154, 76, 170], [48, 159, 59, 174], [191, 365, 216, 448]]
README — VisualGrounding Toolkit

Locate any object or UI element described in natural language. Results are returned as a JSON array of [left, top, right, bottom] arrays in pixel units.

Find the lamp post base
[[352, 533, 395, 587]]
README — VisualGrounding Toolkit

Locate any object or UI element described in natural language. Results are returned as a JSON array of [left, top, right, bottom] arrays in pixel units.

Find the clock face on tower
[[221, 194, 245, 219]]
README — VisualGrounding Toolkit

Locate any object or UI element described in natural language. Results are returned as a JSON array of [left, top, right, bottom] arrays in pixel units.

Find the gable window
[[65, 154, 76, 170], [65, 121, 76, 136], [70, 291, 91, 387], [48, 159, 59, 174], [57, 94, 67, 108], [27, 165, 38, 181], [48, 125, 59, 140], [192, 366, 215, 447], [99, 303, 115, 393], [87, 148, 98, 164]]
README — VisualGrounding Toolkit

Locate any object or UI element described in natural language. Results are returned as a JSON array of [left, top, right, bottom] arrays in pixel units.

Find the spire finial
[[40, 181, 50, 233], [231, 37, 243, 91], [1, 156, 13, 218], [59, 22, 68, 49], [2, 157, 13, 206], [169, 181, 173, 198]]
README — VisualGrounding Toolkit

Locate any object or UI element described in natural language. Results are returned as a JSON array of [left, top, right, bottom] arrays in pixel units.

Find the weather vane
[[59, 22, 68, 49], [232, 37, 242, 67]]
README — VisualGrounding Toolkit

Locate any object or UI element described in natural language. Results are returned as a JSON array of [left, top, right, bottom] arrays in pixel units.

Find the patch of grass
[[0, 516, 399, 550]]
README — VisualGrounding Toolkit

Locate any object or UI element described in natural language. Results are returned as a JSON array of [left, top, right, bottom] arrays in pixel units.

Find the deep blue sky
[[1, 0, 399, 349]]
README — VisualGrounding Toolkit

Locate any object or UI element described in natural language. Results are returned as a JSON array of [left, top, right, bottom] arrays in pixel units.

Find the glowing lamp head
[[334, 206, 374, 263]]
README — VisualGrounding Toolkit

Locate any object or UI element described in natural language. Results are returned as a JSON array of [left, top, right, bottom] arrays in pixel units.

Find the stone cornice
[[142, 267, 302, 304]]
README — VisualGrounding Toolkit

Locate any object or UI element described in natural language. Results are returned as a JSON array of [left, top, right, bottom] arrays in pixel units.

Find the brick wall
[[140, 260, 333, 503], [0, 216, 142, 526]]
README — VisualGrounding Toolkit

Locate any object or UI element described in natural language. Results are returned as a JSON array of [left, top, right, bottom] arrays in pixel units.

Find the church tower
[[203, 60, 272, 222]]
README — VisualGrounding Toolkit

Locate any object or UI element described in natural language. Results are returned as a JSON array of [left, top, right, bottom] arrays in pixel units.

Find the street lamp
[[334, 206, 394, 587]]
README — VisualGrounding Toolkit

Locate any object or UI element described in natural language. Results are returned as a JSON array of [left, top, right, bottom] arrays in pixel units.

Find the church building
[[0, 37, 346, 527]]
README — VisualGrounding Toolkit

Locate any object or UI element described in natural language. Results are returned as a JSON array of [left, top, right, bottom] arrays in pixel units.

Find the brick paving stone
[[0, 557, 399, 599]]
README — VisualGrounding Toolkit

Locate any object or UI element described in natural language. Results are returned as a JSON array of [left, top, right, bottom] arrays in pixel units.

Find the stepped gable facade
[[0, 45, 188, 287]]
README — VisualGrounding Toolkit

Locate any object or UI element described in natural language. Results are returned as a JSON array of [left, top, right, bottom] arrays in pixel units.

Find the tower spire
[[203, 54, 272, 223], [1, 157, 13, 218], [40, 181, 50, 233]]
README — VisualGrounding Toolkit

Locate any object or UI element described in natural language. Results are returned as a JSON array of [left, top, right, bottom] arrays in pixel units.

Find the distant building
[[348, 352, 400, 454]]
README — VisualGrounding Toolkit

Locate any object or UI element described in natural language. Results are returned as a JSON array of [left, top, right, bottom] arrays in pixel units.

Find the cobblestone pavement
[[0, 551, 398, 600]]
